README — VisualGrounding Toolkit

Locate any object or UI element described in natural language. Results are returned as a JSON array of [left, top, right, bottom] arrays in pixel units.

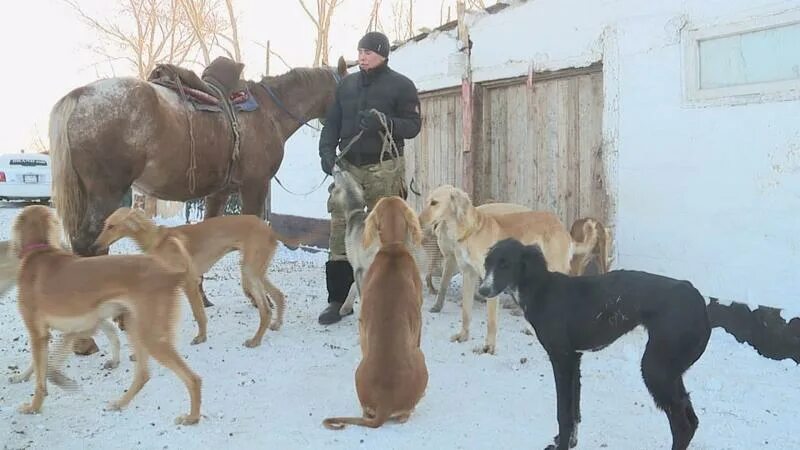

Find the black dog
[[479, 238, 711, 450]]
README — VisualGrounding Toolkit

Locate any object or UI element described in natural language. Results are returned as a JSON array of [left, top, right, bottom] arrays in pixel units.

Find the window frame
[[683, 10, 800, 105]]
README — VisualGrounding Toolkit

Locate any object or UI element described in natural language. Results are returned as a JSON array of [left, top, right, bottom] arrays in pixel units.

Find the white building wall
[[273, 0, 800, 315]]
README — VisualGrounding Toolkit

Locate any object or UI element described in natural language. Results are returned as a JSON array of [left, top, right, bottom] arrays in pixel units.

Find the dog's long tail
[[569, 218, 611, 274], [322, 408, 391, 430], [271, 230, 303, 251]]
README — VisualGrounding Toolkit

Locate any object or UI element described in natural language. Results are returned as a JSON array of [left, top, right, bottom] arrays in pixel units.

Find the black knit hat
[[358, 31, 390, 58]]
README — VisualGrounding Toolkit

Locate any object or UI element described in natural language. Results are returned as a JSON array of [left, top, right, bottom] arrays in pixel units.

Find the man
[[317, 31, 422, 325]]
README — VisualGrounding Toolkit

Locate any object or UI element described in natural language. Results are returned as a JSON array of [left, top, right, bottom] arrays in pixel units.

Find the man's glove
[[321, 152, 336, 176], [358, 110, 388, 133]]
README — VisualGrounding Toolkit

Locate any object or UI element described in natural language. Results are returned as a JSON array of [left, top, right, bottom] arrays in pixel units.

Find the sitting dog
[[479, 238, 711, 450], [329, 168, 426, 317], [92, 208, 297, 347], [418, 185, 574, 354], [11, 205, 201, 424], [323, 196, 428, 429]]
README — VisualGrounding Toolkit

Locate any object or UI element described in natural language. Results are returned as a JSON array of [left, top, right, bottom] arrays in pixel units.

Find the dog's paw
[[18, 403, 40, 415], [49, 371, 78, 390], [104, 401, 124, 412], [103, 359, 120, 370], [450, 331, 469, 343], [190, 335, 207, 345], [473, 344, 496, 355], [552, 432, 578, 449], [243, 338, 261, 348], [429, 304, 443, 313], [9, 374, 27, 384], [175, 414, 200, 425]]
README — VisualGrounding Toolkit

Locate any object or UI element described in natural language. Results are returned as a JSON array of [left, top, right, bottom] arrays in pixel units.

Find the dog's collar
[[19, 242, 50, 258]]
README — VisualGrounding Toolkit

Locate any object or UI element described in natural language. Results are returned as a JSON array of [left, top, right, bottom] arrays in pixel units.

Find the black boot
[[318, 260, 356, 325]]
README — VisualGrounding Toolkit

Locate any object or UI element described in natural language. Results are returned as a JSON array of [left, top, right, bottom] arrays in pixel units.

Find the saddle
[[147, 57, 256, 112], [147, 56, 254, 193]]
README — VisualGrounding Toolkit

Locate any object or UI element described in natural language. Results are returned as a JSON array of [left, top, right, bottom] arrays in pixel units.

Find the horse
[[49, 57, 348, 256]]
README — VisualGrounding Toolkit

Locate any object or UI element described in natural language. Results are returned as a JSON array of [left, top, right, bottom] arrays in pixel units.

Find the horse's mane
[[255, 67, 333, 91]]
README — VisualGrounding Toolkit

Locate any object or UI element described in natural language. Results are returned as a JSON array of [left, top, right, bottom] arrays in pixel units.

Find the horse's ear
[[337, 56, 347, 76]]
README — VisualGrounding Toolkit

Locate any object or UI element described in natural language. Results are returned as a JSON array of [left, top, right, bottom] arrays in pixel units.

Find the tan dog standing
[[418, 185, 573, 355], [11, 205, 201, 424], [323, 197, 428, 429], [93, 208, 296, 347], [426, 201, 532, 313]]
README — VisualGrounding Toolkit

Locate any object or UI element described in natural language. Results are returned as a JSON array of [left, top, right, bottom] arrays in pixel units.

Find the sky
[[0, 0, 469, 153]]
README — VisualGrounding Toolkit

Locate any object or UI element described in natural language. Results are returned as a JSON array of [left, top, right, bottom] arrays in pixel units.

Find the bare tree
[[390, 0, 414, 43], [221, 0, 242, 61], [297, 0, 344, 67], [66, 0, 242, 78], [64, 0, 199, 79], [29, 125, 49, 154], [365, 0, 383, 33]]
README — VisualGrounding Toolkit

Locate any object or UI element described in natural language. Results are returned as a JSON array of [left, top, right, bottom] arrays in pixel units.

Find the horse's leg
[[239, 181, 267, 219], [72, 189, 130, 356], [194, 190, 232, 308], [203, 190, 230, 220]]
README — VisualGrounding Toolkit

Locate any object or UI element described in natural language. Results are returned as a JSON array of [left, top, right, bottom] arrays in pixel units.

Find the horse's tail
[[49, 91, 85, 244]]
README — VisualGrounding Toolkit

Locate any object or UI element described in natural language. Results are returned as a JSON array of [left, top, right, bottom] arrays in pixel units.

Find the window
[[684, 11, 800, 103]]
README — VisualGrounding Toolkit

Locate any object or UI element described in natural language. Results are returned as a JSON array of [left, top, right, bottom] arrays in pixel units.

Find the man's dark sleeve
[[389, 79, 421, 139], [319, 90, 342, 159]]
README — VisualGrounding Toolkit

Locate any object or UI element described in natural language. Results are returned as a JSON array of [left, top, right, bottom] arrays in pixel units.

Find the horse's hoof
[[268, 322, 282, 331], [429, 304, 443, 313], [73, 338, 99, 355], [190, 335, 207, 345], [103, 359, 120, 370]]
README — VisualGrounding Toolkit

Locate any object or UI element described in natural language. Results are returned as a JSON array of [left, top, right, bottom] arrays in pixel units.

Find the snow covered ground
[[0, 203, 797, 450]]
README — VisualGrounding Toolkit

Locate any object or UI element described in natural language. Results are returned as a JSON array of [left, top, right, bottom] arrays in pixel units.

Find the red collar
[[19, 242, 50, 258]]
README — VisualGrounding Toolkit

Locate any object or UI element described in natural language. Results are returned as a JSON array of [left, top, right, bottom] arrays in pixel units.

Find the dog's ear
[[363, 208, 379, 248], [125, 208, 150, 232], [450, 189, 473, 224], [520, 244, 547, 278], [402, 202, 423, 247]]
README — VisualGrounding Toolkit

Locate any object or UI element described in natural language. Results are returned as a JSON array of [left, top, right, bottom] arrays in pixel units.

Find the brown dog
[[12, 205, 201, 424], [93, 208, 296, 347], [323, 197, 428, 429]]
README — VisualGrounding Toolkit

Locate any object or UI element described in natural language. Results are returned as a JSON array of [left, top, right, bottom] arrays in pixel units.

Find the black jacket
[[319, 63, 421, 166]]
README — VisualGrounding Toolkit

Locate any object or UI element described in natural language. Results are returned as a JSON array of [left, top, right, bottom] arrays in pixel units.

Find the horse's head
[[256, 56, 350, 130]]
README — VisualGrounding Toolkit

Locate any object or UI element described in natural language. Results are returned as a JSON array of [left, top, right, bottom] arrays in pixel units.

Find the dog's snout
[[478, 285, 491, 298]]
